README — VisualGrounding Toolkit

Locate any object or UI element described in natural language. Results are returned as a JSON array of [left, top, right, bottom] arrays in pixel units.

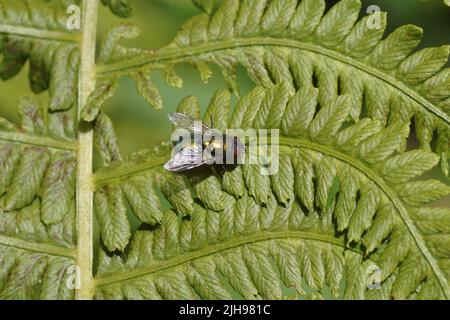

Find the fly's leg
[[211, 165, 220, 178], [211, 163, 226, 178]]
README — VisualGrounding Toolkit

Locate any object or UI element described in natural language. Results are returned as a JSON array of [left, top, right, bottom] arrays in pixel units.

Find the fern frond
[[0, 95, 76, 299], [0, 0, 81, 113], [191, 0, 217, 14], [92, 84, 450, 299], [94, 0, 450, 174], [101, 0, 132, 18], [0, 0, 80, 40]]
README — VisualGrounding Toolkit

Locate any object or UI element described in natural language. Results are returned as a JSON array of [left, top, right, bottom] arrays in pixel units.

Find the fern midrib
[[0, 131, 77, 151], [94, 230, 356, 287], [0, 234, 75, 258], [75, 0, 98, 300], [0, 24, 79, 42], [93, 155, 169, 187], [96, 37, 450, 126]]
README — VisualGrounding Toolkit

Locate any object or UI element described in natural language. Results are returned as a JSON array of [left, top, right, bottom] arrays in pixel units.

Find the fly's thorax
[[171, 129, 245, 166], [202, 134, 224, 164], [202, 133, 244, 164]]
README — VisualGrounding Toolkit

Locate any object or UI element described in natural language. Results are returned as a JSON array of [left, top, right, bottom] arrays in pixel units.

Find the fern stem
[[75, 0, 98, 300], [94, 230, 357, 287], [0, 24, 80, 42], [0, 234, 76, 258], [279, 137, 450, 298], [93, 156, 169, 187], [97, 38, 450, 126], [0, 131, 77, 151]]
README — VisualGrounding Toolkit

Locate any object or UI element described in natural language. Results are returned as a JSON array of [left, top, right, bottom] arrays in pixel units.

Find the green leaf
[[95, 185, 131, 252], [358, 122, 410, 164], [243, 164, 271, 205], [253, 82, 292, 129], [362, 205, 395, 254], [191, 0, 216, 13], [347, 187, 378, 243], [308, 95, 350, 144], [40, 153, 76, 225], [334, 167, 359, 232], [398, 180, 450, 207], [208, 0, 239, 41], [203, 89, 230, 131], [122, 174, 163, 225], [0, 1, 81, 113], [289, 0, 325, 40], [192, 174, 225, 212], [379, 150, 439, 184], [270, 154, 294, 205], [325, 176, 340, 210], [101, 0, 132, 18], [398, 45, 450, 85], [315, 0, 361, 48], [342, 12, 387, 59], [281, 86, 318, 136], [229, 86, 266, 128], [98, 23, 141, 64], [222, 166, 246, 198], [83, 79, 119, 122], [3, 147, 50, 211], [261, 0, 298, 36], [155, 170, 194, 216], [162, 65, 183, 89], [370, 24, 423, 70], [94, 113, 123, 165], [293, 149, 316, 212], [0, 94, 77, 298], [49, 46, 80, 111], [133, 70, 163, 110]]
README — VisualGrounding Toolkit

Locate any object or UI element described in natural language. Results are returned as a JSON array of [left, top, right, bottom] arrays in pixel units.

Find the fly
[[164, 112, 245, 172]]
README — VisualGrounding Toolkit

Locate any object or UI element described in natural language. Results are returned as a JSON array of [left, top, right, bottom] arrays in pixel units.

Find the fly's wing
[[168, 112, 210, 132], [164, 143, 213, 172]]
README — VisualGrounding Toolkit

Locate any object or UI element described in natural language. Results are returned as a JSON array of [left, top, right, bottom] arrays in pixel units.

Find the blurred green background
[[0, 0, 449, 204]]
